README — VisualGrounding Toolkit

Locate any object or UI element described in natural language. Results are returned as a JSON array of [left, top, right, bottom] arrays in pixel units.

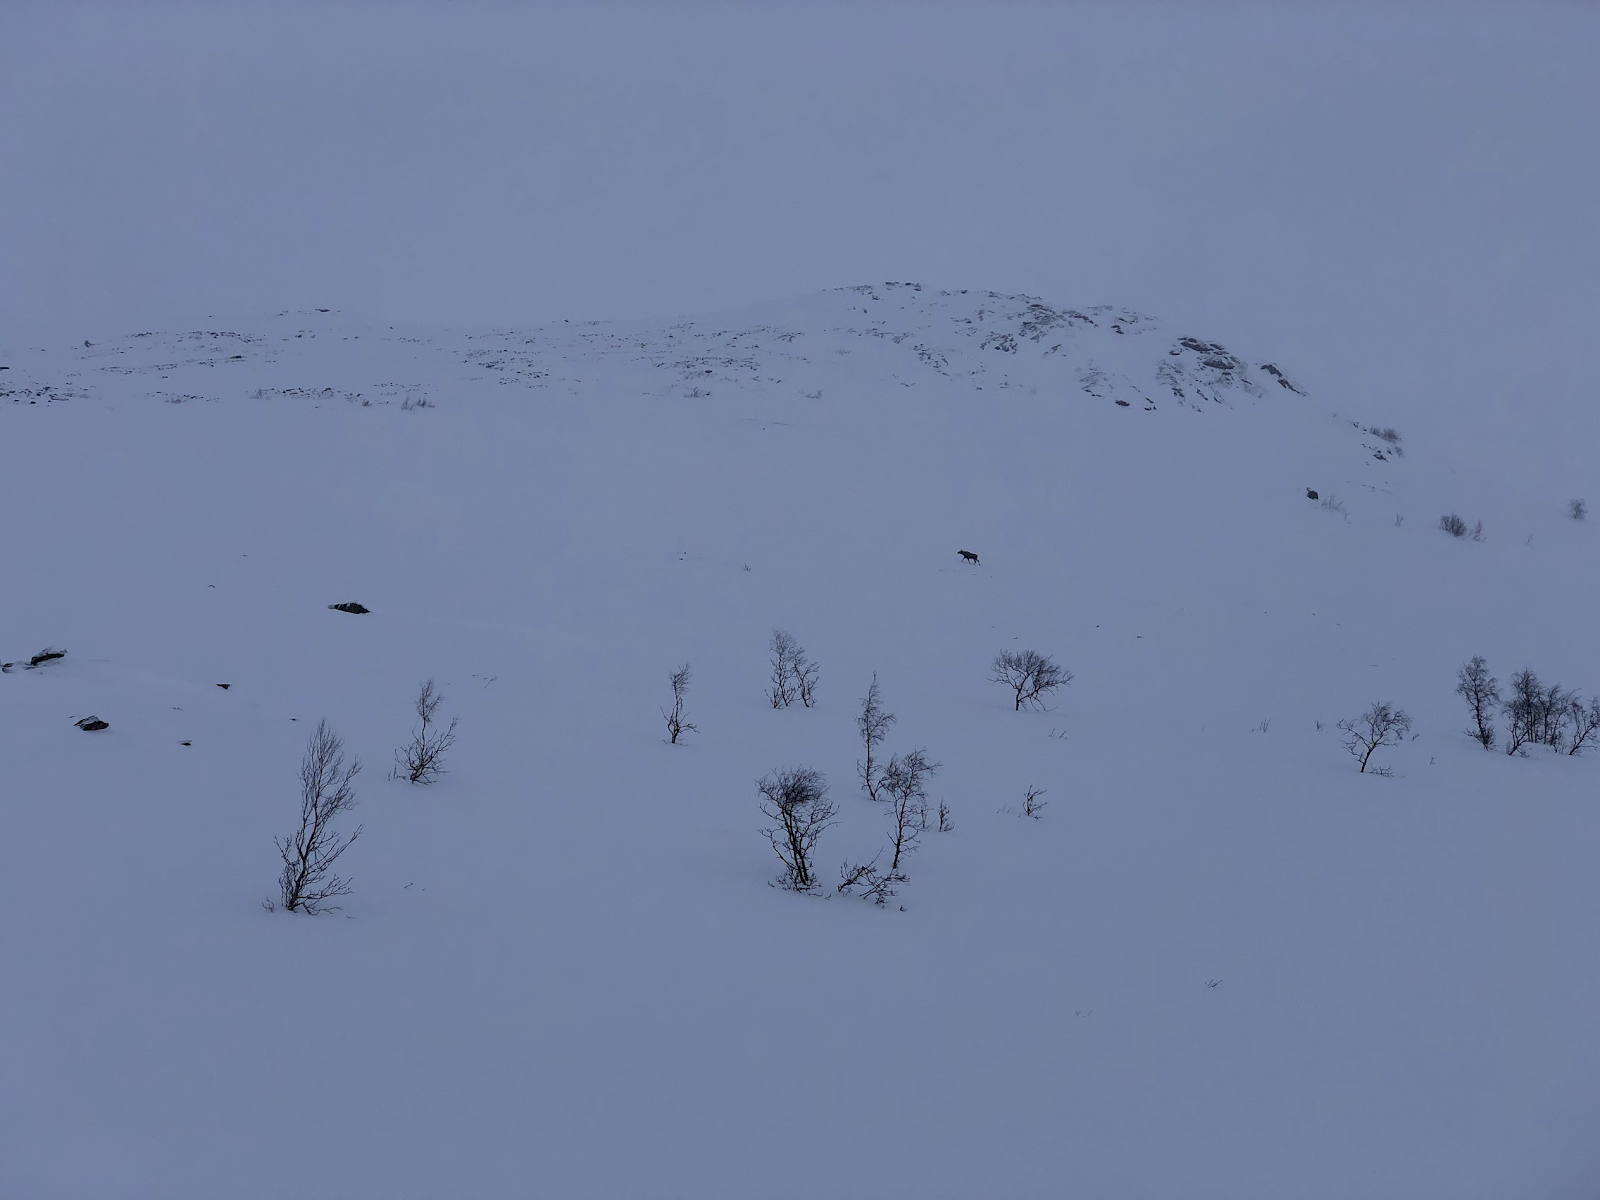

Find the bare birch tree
[[856, 673, 896, 802], [768, 629, 819, 708], [991, 649, 1072, 711], [879, 749, 937, 870], [757, 766, 835, 891], [768, 630, 800, 708], [393, 678, 459, 784], [662, 662, 697, 744], [1565, 694, 1600, 755], [795, 644, 820, 708], [269, 720, 363, 913], [1337, 702, 1411, 773], [1455, 657, 1499, 750]]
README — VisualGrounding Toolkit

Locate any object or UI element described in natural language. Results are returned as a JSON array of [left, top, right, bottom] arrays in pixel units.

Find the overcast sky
[[3, 2, 1596, 485]]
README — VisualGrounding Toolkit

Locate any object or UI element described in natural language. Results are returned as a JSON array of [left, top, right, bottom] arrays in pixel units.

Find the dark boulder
[[328, 602, 371, 615]]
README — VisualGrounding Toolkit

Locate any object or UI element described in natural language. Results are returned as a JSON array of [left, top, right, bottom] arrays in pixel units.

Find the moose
[[957, 549, 980, 565]]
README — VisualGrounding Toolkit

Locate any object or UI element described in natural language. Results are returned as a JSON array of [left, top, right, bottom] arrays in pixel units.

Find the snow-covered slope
[[3, 286, 1596, 1199]]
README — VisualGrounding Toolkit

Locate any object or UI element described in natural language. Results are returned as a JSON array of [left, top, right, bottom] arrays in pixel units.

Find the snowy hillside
[[3, 285, 1597, 1199]]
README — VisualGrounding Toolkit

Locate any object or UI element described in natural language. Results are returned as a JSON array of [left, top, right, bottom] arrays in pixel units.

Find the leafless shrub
[[856, 674, 896, 802], [393, 678, 459, 784], [836, 853, 905, 906], [795, 645, 819, 708], [879, 749, 937, 869], [1537, 683, 1575, 749], [757, 766, 835, 892], [1564, 695, 1600, 755], [991, 649, 1072, 711], [399, 392, 433, 411], [662, 662, 697, 744], [1021, 785, 1048, 818], [1394, 513, 1405, 527], [1440, 513, 1487, 541], [269, 720, 363, 913], [936, 800, 954, 832], [766, 629, 819, 708], [767, 629, 800, 708], [1320, 493, 1349, 520], [1369, 426, 1403, 446], [1503, 668, 1576, 754], [1456, 656, 1499, 750], [1502, 668, 1539, 756], [1568, 498, 1587, 521], [1337, 702, 1411, 773]]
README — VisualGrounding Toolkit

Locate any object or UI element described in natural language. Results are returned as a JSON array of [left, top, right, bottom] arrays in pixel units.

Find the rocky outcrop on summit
[[450, 283, 1312, 415], [19, 282, 1316, 423]]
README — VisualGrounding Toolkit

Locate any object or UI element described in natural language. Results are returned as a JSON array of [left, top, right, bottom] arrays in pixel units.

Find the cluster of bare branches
[[1337, 702, 1411, 774], [856, 673, 896, 802], [1506, 667, 1598, 756], [880, 749, 938, 870], [393, 678, 459, 784], [1456, 657, 1499, 749], [991, 649, 1072, 711], [757, 766, 836, 891], [1439, 513, 1485, 541], [836, 853, 906, 906], [1021, 785, 1048, 819], [268, 720, 363, 913], [662, 662, 697, 744], [768, 629, 819, 708], [1457, 657, 1600, 757]]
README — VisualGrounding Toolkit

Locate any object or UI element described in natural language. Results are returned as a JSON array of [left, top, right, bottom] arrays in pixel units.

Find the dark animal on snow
[[1305, 489, 1319, 501], [958, 550, 980, 565]]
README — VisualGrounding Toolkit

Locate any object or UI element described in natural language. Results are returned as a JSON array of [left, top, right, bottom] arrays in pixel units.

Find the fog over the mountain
[[6, 7, 1600, 1198], [2, 2, 1595, 488]]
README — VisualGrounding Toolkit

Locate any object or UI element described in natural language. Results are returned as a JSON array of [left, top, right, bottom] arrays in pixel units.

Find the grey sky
[[3, 2, 1595, 484]]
